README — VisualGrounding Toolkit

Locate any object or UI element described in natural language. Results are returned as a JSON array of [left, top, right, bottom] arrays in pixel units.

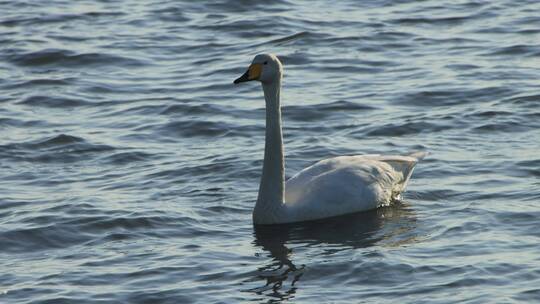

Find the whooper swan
[[234, 54, 426, 225]]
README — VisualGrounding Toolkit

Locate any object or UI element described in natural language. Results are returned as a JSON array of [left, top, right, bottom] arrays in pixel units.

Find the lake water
[[1, 0, 540, 303]]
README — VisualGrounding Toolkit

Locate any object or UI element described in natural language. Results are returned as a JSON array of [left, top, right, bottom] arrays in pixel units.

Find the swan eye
[[263, 61, 268, 65]]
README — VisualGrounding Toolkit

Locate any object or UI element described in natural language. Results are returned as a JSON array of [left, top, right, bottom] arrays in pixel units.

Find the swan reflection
[[246, 203, 418, 301]]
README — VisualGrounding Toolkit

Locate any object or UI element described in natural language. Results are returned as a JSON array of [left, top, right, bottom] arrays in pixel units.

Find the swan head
[[234, 54, 282, 85]]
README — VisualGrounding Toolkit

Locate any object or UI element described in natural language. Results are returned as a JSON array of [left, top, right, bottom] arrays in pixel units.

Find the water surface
[[1, 0, 540, 303]]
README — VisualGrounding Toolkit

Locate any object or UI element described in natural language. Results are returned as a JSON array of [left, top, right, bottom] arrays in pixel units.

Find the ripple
[[7, 48, 144, 67], [19, 95, 91, 108], [262, 31, 312, 46], [502, 93, 540, 105], [513, 159, 540, 177], [397, 87, 513, 107], [156, 120, 231, 138], [484, 44, 540, 57], [0, 134, 115, 163], [0, 117, 54, 128], [284, 100, 375, 121], [98, 151, 155, 165], [0, 211, 191, 253], [465, 110, 513, 118], [0, 11, 124, 27], [472, 121, 530, 133], [1, 78, 74, 90], [31, 134, 85, 147], [392, 11, 495, 26], [0, 223, 93, 253], [363, 121, 452, 137], [149, 6, 191, 22], [159, 103, 226, 116]]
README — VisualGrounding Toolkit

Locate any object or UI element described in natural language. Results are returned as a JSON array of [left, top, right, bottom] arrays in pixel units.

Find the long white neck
[[253, 77, 285, 224]]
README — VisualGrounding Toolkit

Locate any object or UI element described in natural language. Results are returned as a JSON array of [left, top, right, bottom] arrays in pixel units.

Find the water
[[1, 0, 539, 303]]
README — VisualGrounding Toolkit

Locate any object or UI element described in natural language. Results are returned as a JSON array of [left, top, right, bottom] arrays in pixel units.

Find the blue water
[[1, 0, 540, 303]]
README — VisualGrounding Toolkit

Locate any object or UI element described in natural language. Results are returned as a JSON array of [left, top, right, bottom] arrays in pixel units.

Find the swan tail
[[392, 151, 427, 200], [401, 151, 427, 183], [407, 151, 429, 161], [376, 152, 427, 201]]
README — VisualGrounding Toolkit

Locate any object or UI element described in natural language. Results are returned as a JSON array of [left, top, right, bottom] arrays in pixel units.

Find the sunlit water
[[1, 0, 540, 303]]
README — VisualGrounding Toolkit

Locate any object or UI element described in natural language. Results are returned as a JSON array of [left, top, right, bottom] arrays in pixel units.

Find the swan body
[[234, 54, 426, 225]]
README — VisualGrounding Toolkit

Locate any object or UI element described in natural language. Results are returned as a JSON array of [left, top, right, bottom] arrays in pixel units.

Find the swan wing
[[284, 153, 425, 221]]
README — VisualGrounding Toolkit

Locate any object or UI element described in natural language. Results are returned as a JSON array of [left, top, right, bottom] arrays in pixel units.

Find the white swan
[[234, 54, 426, 225]]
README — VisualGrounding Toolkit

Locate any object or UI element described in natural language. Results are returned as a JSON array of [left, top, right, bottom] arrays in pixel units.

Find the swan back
[[282, 152, 426, 223]]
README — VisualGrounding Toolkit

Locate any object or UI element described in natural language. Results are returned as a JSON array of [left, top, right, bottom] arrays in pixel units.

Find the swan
[[234, 53, 426, 225]]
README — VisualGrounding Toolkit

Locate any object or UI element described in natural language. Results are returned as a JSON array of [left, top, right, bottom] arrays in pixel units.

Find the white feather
[[284, 153, 426, 222], [235, 54, 426, 224]]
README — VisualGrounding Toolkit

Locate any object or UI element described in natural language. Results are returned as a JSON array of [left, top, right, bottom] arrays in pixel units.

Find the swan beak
[[234, 63, 262, 84]]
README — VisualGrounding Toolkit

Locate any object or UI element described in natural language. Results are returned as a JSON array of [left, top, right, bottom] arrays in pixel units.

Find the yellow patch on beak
[[248, 63, 262, 80]]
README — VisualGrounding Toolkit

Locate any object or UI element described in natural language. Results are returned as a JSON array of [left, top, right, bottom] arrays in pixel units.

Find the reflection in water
[[247, 203, 417, 301]]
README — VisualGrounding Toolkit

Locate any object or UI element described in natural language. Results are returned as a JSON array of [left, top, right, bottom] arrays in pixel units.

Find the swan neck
[[254, 78, 285, 223]]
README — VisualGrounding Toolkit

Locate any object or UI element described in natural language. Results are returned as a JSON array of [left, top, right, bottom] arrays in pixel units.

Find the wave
[[18, 95, 91, 108], [0, 11, 124, 27], [7, 48, 144, 67], [396, 87, 514, 106], [484, 44, 540, 57], [0, 134, 115, 163]]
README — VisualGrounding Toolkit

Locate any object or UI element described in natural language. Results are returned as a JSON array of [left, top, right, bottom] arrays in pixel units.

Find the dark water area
[[1, 0, 539, 303]]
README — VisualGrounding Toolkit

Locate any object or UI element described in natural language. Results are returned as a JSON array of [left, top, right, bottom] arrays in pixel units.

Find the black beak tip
[[234, 70, 250, 85]]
